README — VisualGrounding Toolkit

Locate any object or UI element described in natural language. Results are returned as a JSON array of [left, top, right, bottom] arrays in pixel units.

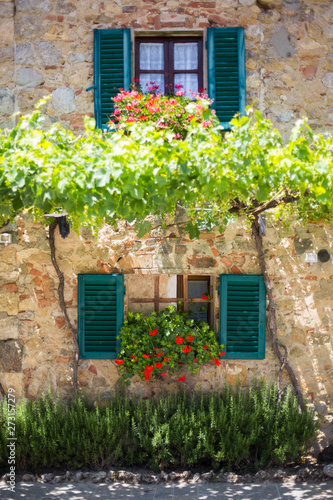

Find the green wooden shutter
[[78, 274, 124, 359], [207, 27, 246, 130], [93, 29, 131, 130], [219, 275, 266, 359]]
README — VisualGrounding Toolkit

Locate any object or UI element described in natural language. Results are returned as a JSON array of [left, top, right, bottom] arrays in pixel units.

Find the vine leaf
[[137, 221, 151, 238]]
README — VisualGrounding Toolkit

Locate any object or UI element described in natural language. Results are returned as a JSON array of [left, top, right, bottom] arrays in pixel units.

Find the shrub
[[0, 383, 318, 472], [116, 305, 224, 383]]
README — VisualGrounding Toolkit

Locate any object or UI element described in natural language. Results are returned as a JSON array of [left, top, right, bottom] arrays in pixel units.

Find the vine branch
[[251, 216, 303, 411], [0, 383, 6, 399], [49, 220, 79, 396]]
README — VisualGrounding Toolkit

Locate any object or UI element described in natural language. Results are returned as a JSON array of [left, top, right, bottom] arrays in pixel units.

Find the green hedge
[[0, 383, 318, 472]]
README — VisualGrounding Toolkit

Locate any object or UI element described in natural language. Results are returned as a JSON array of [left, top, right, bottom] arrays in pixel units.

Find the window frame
[[134, 36, 204, 95], [127, 274, 215, 328]]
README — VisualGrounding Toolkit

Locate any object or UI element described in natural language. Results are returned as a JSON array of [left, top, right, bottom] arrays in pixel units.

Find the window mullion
[[168, 39, 174, 94], [183, 275, 189, 311], [154, 275, 159, 314]]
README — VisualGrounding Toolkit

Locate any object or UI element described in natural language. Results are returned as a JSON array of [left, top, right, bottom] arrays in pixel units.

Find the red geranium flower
[[146, 366, 154, 372], [161, 372, 167, 377], [182, 346, 191, 353], [178, 376, 186, 382], [186, 335, 194, 342], [219, 352, 225, 357], [115, 359, 123, 365], [175, 336, 183, 344], [194, 359, 197, 362], [164, 357, 171, 362], [143, 354, 150, 359], [213, 357, 221, 366], [155, 362, 163, 369], [149, 329, 157, 335], [156, 352, 163, 358], [202, 343, 208, 349], [202, 293, 208, 300]]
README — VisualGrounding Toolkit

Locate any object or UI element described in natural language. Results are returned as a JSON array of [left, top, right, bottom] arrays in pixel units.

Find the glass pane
[[140, 74, 165, 94], [188, 303, 209, 323], [140, 43, 164, 70], [174, 43, 198, 70], [188, 280, 209, 299], [174, 74, 198, 98]]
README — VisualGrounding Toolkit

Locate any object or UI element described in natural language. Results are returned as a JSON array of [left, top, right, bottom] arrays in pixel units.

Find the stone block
[[0, 87, 14, 115], [16, 0, 52, 13], [15, 42, 35, 65], [68, 52, 85, 64], [0, 340, 22, 371], [0, 373, 23, 396], [302, 65, 317, 80], [238, 0, 256, 5], [123, 5, 137, 12], [0, 293, 18, 316], [323, 26, 333, 39], [16, 68, 44, 87], [51, 87, 76, 114], [257, 0, 276, 7], [14, 14, 44, 39], [56, 0, 76, 14], [0, 316, 19, 340], [268, 26, 296, 58], [0, 20, 14, 44], [0, 2, 14, 17], [226, 363, 248, 386], [0, 47, 14, 63], [45, 23, 70, 42], [276, 111, 293, 123], [322, 73, 333, 88], [35, 41, 62, 66], [42, 278, 55, 298]]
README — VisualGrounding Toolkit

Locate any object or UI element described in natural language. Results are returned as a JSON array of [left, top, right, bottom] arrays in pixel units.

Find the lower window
[[77, 273, 266, 360]]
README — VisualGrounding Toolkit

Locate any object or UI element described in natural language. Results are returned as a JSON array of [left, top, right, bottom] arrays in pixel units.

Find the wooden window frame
[[128, 274, 214, 328], [135, 37, 204, 95]]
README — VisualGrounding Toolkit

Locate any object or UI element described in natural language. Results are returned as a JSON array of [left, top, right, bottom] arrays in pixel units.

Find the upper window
[[135, 37, 203, 98], [92, 27, 246, 131]]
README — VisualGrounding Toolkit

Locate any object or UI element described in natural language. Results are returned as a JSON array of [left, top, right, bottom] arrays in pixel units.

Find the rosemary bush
[[0, 382, 318, 472]]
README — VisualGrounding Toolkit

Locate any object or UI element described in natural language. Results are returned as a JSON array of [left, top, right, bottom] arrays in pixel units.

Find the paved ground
[[1, 481, 333, 499]]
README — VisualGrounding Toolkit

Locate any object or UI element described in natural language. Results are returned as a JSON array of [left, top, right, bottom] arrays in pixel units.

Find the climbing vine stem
[[49, 220, 79, 396], [251, 216, 303, 411]]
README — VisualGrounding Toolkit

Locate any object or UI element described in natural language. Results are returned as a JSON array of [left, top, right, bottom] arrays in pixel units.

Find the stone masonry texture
[[0, 214, 332, 453], [0, 0, 332, 135], [0, 0, 333, 453]]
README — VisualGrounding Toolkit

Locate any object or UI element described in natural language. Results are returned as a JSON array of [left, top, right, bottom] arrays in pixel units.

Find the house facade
[[0, 0, 333, 451]]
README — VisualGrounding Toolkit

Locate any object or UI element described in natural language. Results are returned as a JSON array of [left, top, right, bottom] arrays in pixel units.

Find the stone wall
[[0, 214, 332, 450], [0, 0, 333, 136], [1, 0, 333, 452]]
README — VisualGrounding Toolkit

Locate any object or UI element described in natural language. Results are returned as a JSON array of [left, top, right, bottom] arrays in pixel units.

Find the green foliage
[[116, 305, 224, 383], [1, 103, 333, 234], [0, 383, 318, 472]]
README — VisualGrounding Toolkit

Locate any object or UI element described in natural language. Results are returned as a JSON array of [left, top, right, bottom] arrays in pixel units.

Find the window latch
[[86, 85, 97, 92]]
